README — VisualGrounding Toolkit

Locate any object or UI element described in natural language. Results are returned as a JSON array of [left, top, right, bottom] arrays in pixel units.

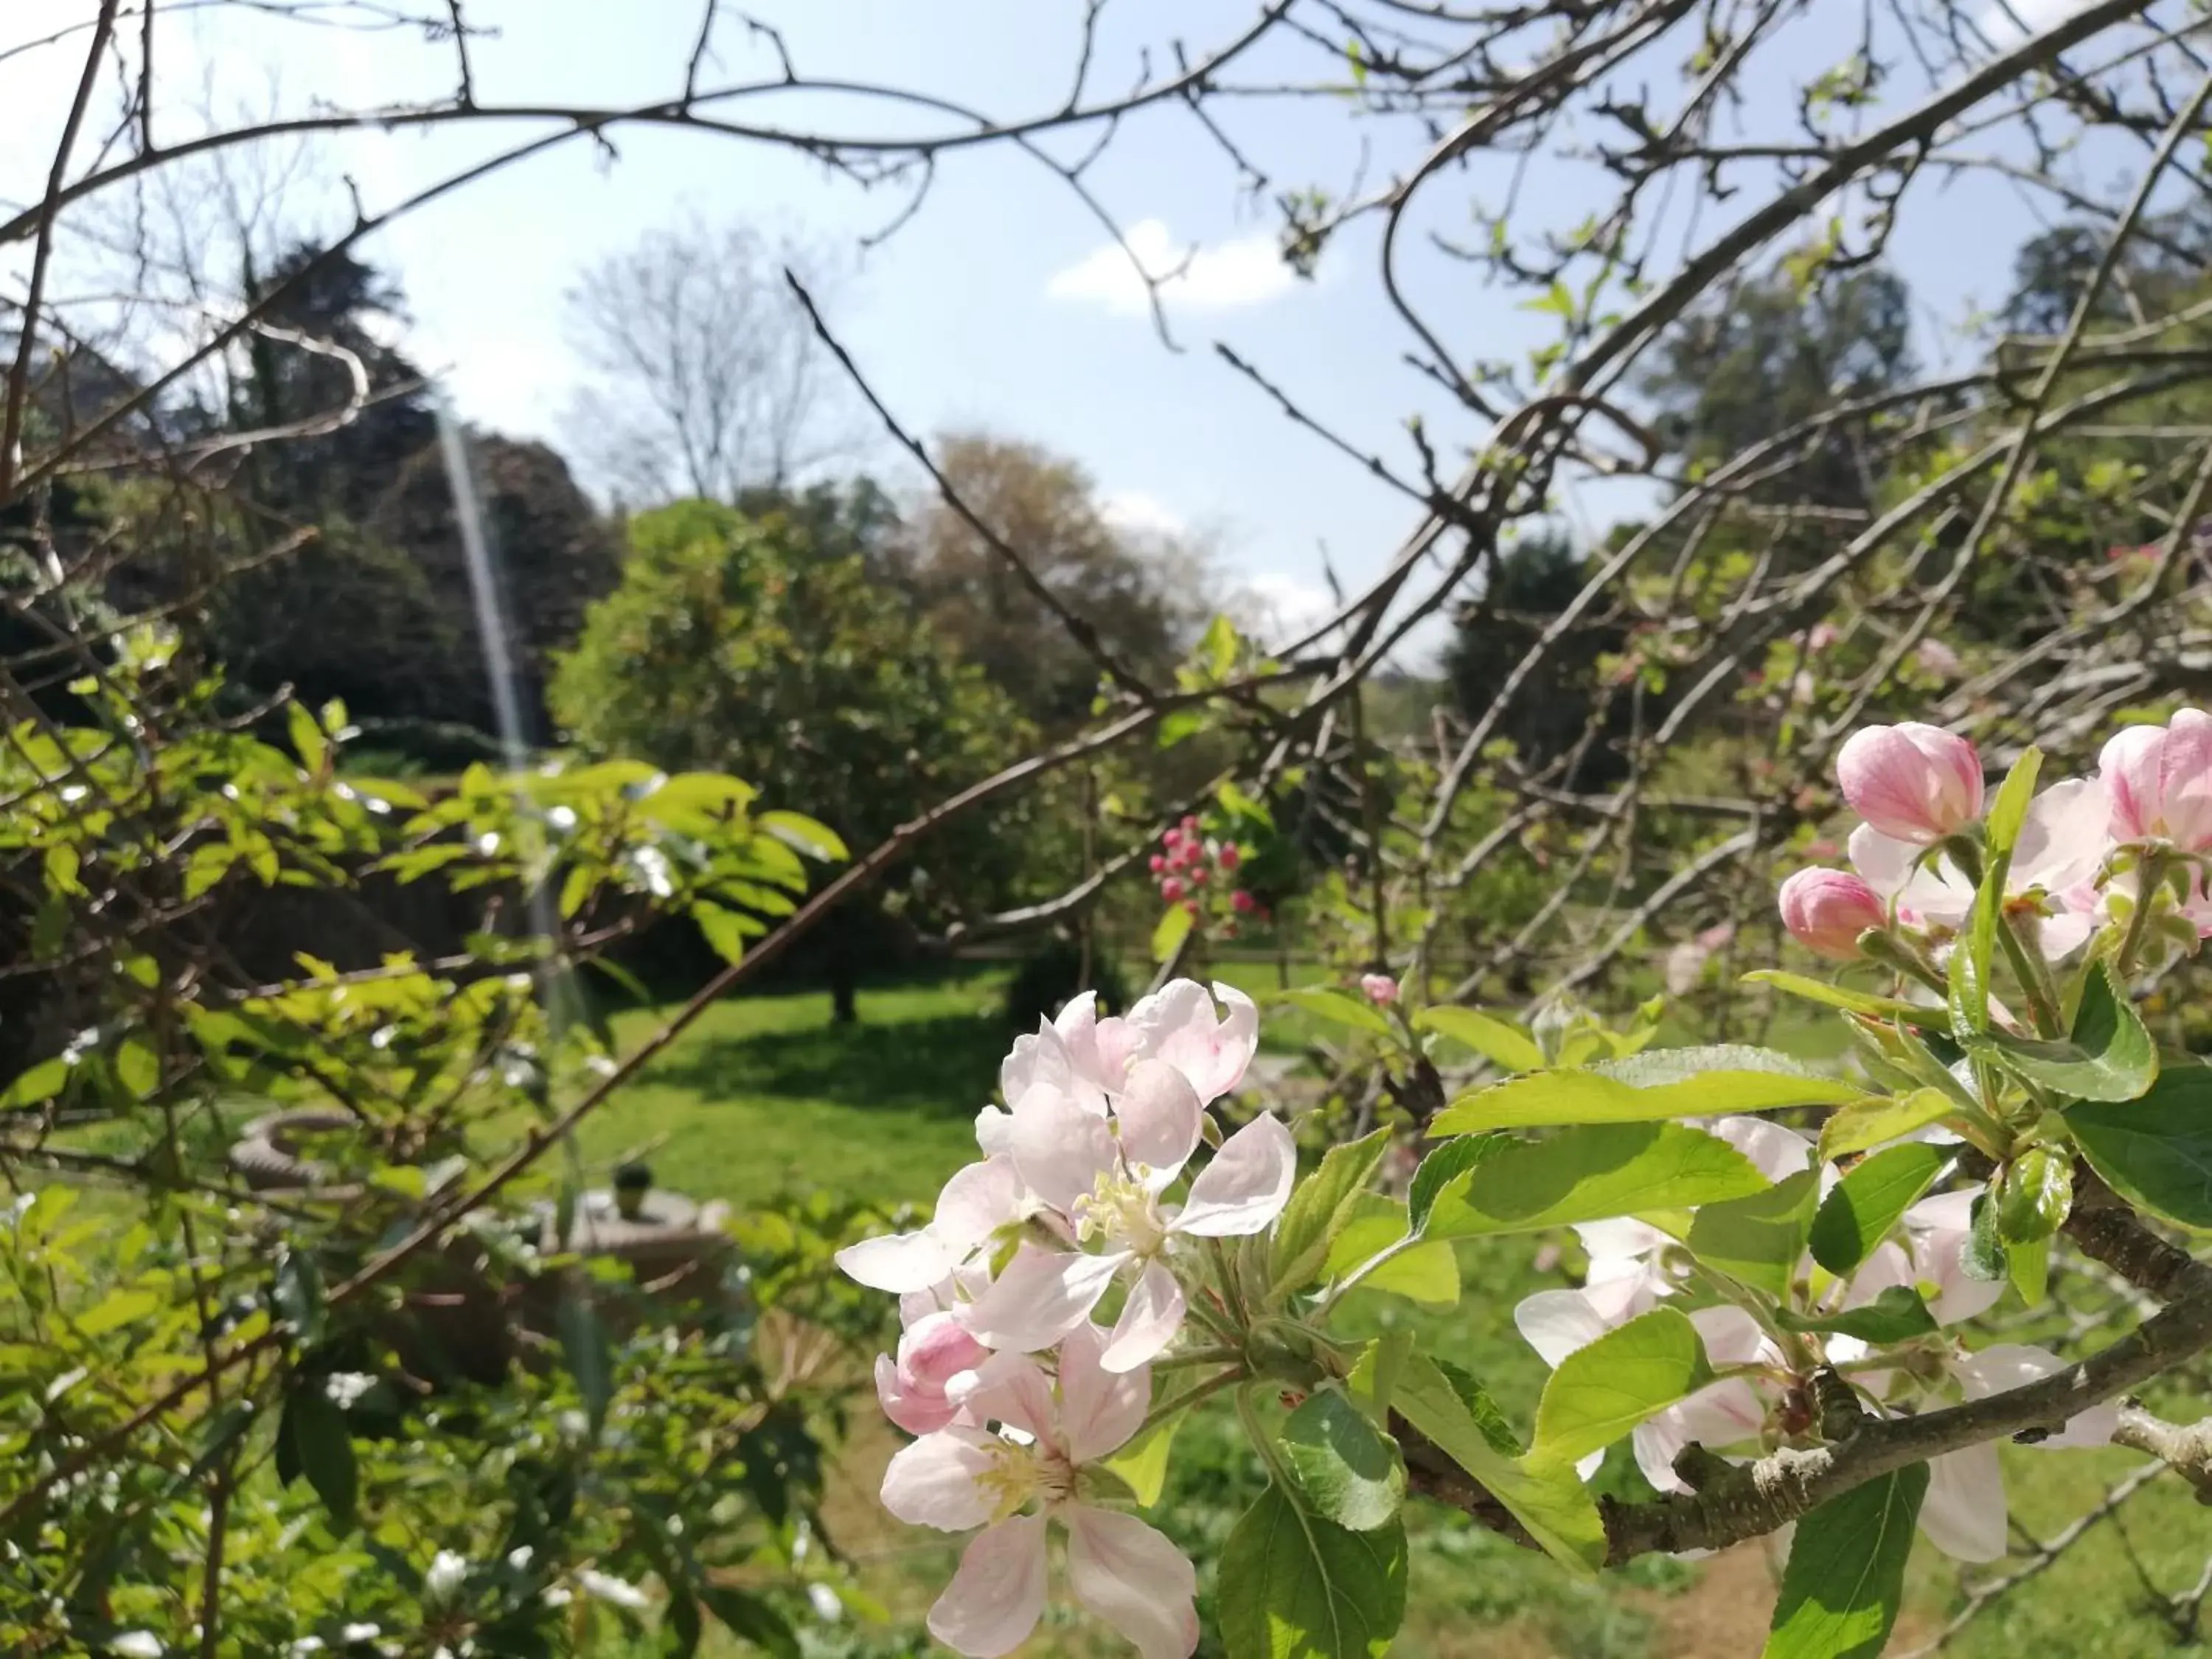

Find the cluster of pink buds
[[1778, 711, 2212, 974], [1149, 815, 1267, 937]]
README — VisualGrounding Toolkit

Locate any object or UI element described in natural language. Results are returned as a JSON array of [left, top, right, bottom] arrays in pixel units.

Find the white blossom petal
[[1514, 1287, 1616, 1366], [1956, 1344, 2118, 1449], [1062, 1317, 1155, 1456], [1113, 1060, 1205, 1186], [1918, 1441, 2008, 1562], [1010, 1088, 1119, 1217], [956, 1245, 1124, 1353], [881, 1428, 1000, 1531], [928, 1515, 1051, 1658], [1100, 1257, 1188, 1377], [835, 1228, 952, 1294], [1063, 1505, 1201, 1659], [1172, 1113, 1294, 1237]]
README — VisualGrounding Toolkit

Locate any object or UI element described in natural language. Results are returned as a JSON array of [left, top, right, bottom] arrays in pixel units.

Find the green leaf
[[2067, 1062, 2212, 1226], [1407, 1137, 1504, 1236], [0, 1056, 69, 1110], [1777, 1286, 1938, 1346], [557, 1291, 614, 1437], [2009, 1231, 2052, 1307], [1099, 1408, 1183, 1508], [1217, 1486, 1406, 1659], [1433, 1045, 1863, 1133], [1808, 1143, 1950, 1274], [1961, 1189, 2008, 1281], [756, 810, 847, 862], [274, 1247, 324, 1344], [1743, 972, 1936, 1023], [1818, 1088, 1957, 1161], [1531, 1308, 1714, 1464], [1391, 1355, 1603, 1575], [1686, 1171, 1819, 1298], [691, 900, 751, 966], [284, 1386, 359, 1529], [1997, 1147, 2073, 1244], [698, 1587, 800, 1659], [1413, 1006, 1545, 1072], [1947, 846, 2008, 1040], [1984, 745, 2042, 857], [1273, 1129, 1391, 1294], [1422, 1124, 1771, 1238], [1322, 1196, 1460, 1306], [1761, 1464, 1928, 1659], [1281, 1390, 1407, 1532], [1345, 1333, 1413, 1427], [1977, 963, 2155, 1103], [73, 1287, 159, 1337], [1151, 902, 1194, 964], [1280, 988, 1395, 1037], [288, 701, 328, 774]]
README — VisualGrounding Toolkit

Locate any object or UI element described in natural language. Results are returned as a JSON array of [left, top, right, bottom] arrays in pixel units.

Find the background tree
[[551, 494, 1043, 1020], [563, 220, 855, 505], [880, 432, 1204, 731]]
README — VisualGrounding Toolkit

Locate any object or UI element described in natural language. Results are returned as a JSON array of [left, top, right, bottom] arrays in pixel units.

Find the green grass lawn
[[572, 965, 2210, 1659]]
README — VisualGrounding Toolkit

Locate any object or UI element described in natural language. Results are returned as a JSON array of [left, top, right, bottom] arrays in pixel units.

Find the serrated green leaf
[[2066, 1062, 2212, 1226], [1345, 1333, 1413, 1427], [1776, 1285, 1938, 1345], [1323, 1196, 1460, 1306], [2008, 1231, 2052, 1307], [1984, 746, 2042, 857], [1433, 1045, 1862, 1133], [1761, 1464, 1927, 1659], [1273, 1129, 1391, 1294], [1743, 971, 1937, 1023], [1975, 963, 2156, 1102], [1217, 1485, 1405, 1658], [1531, 1307, 1714, 1464], [1407, 1136, 1504, 1237], [288, 701, 328, 774], [1391, 1354, 1602, 1575], [1281, 1390, 1406, 1532], [1413, 1006, 1545, 1072], [1808, 1142, 1950, 1274], [1947, 849, 2007, 1039], [1961, 1189, 2008, 1281], [1281, 988, 1395, 1037], [1818, 1088, 1957, 1160], [1997, 1147, 2072, 1244], [1686, 1171, 1819, 1298], [1422, 1124, 1771, 1238]]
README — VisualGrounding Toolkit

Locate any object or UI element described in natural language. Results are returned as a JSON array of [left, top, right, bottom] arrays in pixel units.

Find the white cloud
[[1046, 220, 1296, 316], [1099, 489, 1188, 538]]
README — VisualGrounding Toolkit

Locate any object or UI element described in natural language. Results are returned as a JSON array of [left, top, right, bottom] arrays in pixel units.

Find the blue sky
[[0, 0, 2137, 660]]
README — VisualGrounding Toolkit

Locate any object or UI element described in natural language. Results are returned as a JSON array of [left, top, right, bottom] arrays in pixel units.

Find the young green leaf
[[1975, 963, 2155, 1103], [1150, 902, 1194, 964], [1345, 1333, 1414, 1427], [1685, 1171, 1819, 1298], [1997, 1147, 2073, 1244], [1099, 1408, 1183, 1509], [1421, 1123, 1771, 1239], [756, 810, 848, 862], [556, 1291, 615, 1437], [2066, 1062, 2212, 1227], [1413, 1006, 1545, 1072], [1776, 1286, 1938, 1346], [1391, 1354, 1601, 1575], [1406, 1136, 1504, 1237], [1946, 846, 2008, 1039], [1280, 987, 1396, 1037], [1742, 970, 1939, 1023], [1272, 1129, 1392, 1295], [1530, 1307, 1715, 1465], [1818, 1088, 1957, 1161], [2008, 1231, 2052, 1307], [1322, 1196, 1460, 1307], [1961, 1189, 2008, 1281], [1983, 745, 2042, 856], [282, 1385, 359, 1530], [1761, 1464, 1929, 1659], [1281, 1390, 1408, 1533], [1432, 1045, 1863, 1133], [698, 1587, 801, 1659], [274, 1247, 325, 1345], [1217, 1486, 1406, 1659], [1808, 1143, 1950, 1275]]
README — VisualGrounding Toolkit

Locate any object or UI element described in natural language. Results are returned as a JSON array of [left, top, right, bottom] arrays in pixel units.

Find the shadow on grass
[[644, 1012, 1009, 1119]]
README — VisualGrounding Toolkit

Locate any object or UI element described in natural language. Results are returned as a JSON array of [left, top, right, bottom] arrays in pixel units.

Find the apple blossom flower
[[1219, 843, 1242, 870], [1360, 973, 1399, 1005], [1914, 638, 1964, 681], [1777, 869, 1885, 960], [876, 1311, 995, 1436], [835, 1155, 1028, 1295], [1836, 723, 1984, 844], [1231, 888, 1256, 914], [1160, 876, 1185, 902], [1849, 779, 2110, 958], [2100, 709, 2212, 850], [959, 1065, 1295, 1370], [883, 1323, 1198, 1658]]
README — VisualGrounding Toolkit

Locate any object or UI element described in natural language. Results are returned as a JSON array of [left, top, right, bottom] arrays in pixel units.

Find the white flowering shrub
[[839, 717, 2212, 1659]]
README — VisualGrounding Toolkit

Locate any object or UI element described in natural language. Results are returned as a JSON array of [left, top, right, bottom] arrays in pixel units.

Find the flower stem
[[1997, 914, 2065, 1037], [1135, 1368, 1243, 1439], [2117, 849, 2171, 976]]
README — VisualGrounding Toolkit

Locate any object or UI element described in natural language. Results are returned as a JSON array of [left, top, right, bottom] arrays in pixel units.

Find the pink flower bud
[[874, 1312, 990, 1436], [1836, 723, 1984, 844], [1148, 855, 1166, 874], [1219, 844, 1242, 870], [1183, 900, 1201, 917], [1360, 973, 1399, 1005], [1231, 889, 1256, 914], [1778, 868, 1886, 960], [1161, 877, 1185, 902], [1180, 815, 1200, 833], [1190, 865, 1208, 884]]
